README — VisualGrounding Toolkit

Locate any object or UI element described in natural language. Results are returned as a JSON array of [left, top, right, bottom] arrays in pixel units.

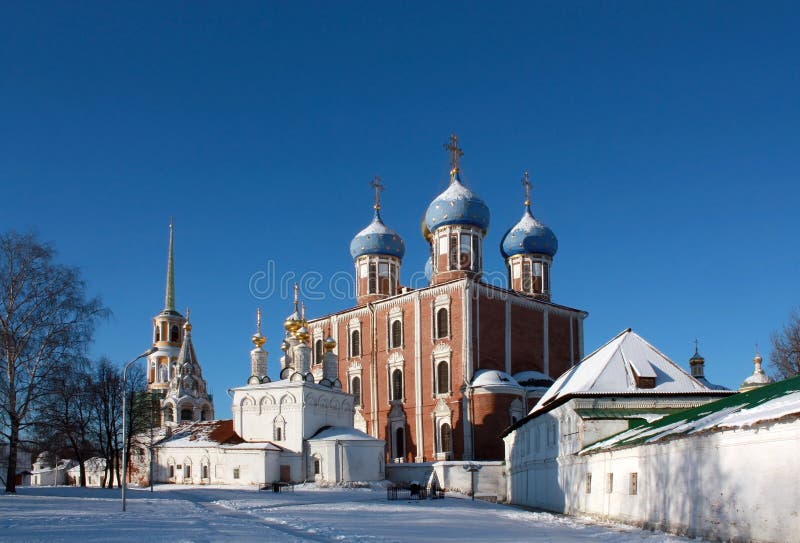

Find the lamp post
[[462, 463, 482, 501], [121, 347, 157, 512]]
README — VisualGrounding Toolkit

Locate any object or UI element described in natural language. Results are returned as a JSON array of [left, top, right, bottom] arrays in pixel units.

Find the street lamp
[[121, 347, 157, 512], [462, 463, 482, 501]]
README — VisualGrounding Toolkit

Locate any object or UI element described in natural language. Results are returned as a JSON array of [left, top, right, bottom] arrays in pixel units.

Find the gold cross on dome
[[370, 176, 384, 210], [522, 171, 532, 207], [444, 133, 464, 172]]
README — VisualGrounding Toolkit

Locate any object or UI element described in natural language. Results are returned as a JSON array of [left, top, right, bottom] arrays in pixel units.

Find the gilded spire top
[[252, 307, 266, 348], [293, 283, 299, 312], [184, 307, 192, 331], [522, 171, 532, 209], [444, 133, 464, 176], [370, 176, 384, 213], [164, 218, 176, 312]]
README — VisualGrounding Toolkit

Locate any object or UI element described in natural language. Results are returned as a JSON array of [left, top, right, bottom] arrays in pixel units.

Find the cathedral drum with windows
[[308, 135, 587, 462]]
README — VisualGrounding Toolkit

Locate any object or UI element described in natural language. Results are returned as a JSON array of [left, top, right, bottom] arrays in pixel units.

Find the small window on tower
[[368, 263, 377, 294], [170, 325, 180, 343], [233, 467, 240, 479]]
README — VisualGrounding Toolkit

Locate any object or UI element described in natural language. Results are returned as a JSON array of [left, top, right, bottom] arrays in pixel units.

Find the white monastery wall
[[507, 416, 800, 542], [156, 447, 279, 487]]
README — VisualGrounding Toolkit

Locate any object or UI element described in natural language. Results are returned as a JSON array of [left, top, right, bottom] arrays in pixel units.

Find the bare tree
[[90, 358, 122, 488], [0, 232, 107, 493], [770, 308, 800, 380], [35, 357, 95, 486]]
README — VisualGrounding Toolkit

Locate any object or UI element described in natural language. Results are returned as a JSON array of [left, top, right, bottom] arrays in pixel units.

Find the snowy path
[[0, 485, 704, 542]]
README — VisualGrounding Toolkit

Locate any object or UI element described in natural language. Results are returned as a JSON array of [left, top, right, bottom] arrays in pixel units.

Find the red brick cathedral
[[297, 135, 587, 462]]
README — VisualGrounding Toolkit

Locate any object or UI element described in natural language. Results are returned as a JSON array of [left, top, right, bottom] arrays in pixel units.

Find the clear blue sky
[[2, 2, 798, 419]]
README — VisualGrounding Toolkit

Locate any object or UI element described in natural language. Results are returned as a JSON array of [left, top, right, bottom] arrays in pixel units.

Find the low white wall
[[508, 419, 800, 542], [386, 461, 507, 502]]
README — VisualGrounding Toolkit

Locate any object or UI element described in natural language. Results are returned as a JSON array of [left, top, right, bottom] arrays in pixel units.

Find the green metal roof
[[580, 374, 800, 454]]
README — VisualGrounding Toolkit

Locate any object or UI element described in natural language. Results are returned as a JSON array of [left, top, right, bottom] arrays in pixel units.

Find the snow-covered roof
[[582, 375, 800, 454], [513, 370, 555, 389], [157, 420, 281, 451], [531, 329, 727, 413], [472, 369, 520, 387], [309, 426, 382, 442]]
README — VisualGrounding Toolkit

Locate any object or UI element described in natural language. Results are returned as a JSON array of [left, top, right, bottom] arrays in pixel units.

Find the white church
[[130, 226, 384, 487]]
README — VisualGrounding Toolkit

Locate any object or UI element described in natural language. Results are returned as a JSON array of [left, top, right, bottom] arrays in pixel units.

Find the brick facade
[[308, 278, 586, 462]]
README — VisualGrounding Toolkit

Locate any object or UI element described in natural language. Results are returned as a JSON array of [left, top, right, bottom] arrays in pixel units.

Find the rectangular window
[[585, 473, 592, 494], [368, 263, 377, 294], [169, 465, 175, 478], [460, 233, 471, 270], [606, 473, 613, 494], [233, 467, 240, 479], [449, 233, 459, 269], [202, 465, 208, 479], [629, 472, 638, 495], [522, 260, 532, 292]]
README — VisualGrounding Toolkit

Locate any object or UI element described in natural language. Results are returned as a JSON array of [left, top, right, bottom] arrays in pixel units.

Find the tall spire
[[164, 218, 176, 312], [444, 133, 464, 177]]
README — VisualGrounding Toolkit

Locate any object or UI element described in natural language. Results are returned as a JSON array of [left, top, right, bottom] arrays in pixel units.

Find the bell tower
[[147, 219, 187, 394]]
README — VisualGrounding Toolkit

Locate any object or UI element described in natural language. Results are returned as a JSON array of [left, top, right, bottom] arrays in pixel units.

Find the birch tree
[[0, 232, 107, 493]]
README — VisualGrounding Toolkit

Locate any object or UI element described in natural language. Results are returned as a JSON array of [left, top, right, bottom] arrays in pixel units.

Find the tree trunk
[[4, 419, 19, 493]]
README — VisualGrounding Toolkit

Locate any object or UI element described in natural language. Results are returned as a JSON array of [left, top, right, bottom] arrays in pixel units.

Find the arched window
[[201, 464, 209, 479], [368, 263, 377, 294], [440, 423, 452, 453], [313, 458, 320, 475], [315, 339, 323, 364], [436, 308, 449, 339], [390, 320, 402, 349], [163, 406, 174, 423], [168, 464, 175, 478], [350, 330, 361, 357], [181, 408, 192, 421], [436, 360, 449, 394], [274, 415, 286, 441], [351, 376, 361, 407], [170, 325, 180, 343], [391, 369, 403, 401], [201, 408, 209, 421], [154, 325, 160, 342], [395, 427, 405, 459], [184, 464, 191, 478]]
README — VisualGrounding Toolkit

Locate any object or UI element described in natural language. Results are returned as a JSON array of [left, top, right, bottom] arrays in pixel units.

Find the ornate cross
[[444, 133, 464, 172], [293, 283, 299, 311], [370, 176, 384, 211], [522, 171, 532, 207], [256, 307, 262, 335]]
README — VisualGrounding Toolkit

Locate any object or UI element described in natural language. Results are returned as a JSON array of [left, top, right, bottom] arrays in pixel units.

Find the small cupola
[[350, 177, 405, 304], [500, 172, 558, 300], [424, 134, 490, 284]]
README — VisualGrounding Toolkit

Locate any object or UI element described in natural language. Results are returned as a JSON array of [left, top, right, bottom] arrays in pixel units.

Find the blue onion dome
[[349, 209, 406, 260], [424, 170, 491, 233], [500, 206, 558, 259], [424, 256, 433, 282]]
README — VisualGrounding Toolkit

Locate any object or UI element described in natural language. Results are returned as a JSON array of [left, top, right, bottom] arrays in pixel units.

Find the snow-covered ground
[[0, 484, 704, 542]]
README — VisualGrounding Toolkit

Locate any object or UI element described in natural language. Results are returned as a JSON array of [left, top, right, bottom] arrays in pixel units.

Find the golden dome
[[295, 326, 310, 343], [284, 311, 302, 333], [323, 336, 337, 352], [251, 333, 266, 348]]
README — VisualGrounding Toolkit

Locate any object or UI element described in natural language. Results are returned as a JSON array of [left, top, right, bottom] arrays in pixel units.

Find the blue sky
[[2, 2, 798, 419]]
